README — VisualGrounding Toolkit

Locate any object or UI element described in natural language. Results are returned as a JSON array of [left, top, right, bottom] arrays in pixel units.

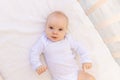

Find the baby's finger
[[37, 70, 42, 75], [41, 66, 47, 72], [82, 66, 86, 72], [44, 66, 47, 70], [45, 66, 47, 69], [86, 65, 90, 69], [86, 65, 92, 69], [37, 68, 44, 74]]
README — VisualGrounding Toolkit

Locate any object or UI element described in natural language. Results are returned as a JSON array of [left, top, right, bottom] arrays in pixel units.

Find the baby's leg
[[0, 73, 4, 80], [78, 71, 95, 80]]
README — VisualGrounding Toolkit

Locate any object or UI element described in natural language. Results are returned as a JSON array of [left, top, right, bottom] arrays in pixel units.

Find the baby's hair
[[47, 11, 68, 24]]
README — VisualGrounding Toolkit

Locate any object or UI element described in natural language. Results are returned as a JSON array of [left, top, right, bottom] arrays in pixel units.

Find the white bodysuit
[[30, 33, 92, 80]]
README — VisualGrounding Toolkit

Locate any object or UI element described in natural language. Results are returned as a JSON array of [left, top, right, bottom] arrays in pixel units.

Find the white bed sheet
[[0, 0, 120, 80]]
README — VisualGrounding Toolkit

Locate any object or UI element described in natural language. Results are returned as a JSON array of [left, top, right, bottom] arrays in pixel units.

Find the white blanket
[[0, 0, 120, 80]]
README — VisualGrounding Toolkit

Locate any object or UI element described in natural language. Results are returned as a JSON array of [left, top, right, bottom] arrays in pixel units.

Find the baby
[[30, 11, 95, 80]]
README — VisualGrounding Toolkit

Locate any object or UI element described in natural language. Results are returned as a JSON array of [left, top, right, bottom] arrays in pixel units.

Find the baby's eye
[[59, 28, 63, 31], [49, 26, 53, 29]]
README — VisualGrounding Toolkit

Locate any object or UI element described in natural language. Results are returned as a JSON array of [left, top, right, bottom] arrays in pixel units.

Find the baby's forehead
[[48, 11, 68, 21]]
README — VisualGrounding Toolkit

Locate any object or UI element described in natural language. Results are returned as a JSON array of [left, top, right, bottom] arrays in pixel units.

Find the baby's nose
[[53, 30, 58, 34]]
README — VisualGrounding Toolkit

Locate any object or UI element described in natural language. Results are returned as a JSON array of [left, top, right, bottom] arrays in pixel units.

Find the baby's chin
[[50, 39, 60, 42], [49, 37, 63, 42]]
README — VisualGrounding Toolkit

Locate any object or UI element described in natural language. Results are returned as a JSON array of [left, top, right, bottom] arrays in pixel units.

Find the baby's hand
[[82, 63, 92, 71], [36, 65, 47, 75]]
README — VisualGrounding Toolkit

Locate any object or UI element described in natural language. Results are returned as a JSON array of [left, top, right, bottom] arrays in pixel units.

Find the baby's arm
[[30, 38, 47, 74], [67, 35, 92, 71]]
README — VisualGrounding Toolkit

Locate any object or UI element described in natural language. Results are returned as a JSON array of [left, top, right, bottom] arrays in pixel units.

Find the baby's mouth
[[51, 36, 57, 39]]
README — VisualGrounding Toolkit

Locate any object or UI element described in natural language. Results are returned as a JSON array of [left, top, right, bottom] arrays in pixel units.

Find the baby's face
[[45, 14, 68, 42]]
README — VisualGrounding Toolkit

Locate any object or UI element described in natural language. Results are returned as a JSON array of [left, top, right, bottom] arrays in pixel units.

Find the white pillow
[[0, 0, 120, 80]]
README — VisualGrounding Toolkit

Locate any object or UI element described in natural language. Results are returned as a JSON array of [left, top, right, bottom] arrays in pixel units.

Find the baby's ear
[[66, 29, 70, 34]]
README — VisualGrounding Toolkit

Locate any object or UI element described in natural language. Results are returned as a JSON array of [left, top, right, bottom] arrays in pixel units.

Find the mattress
[[0, 0, 120, 80]]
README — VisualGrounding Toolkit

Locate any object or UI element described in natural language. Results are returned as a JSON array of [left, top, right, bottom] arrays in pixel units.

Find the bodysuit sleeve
[[30, 37, 44, 70], [67, 34, 92, 64]]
